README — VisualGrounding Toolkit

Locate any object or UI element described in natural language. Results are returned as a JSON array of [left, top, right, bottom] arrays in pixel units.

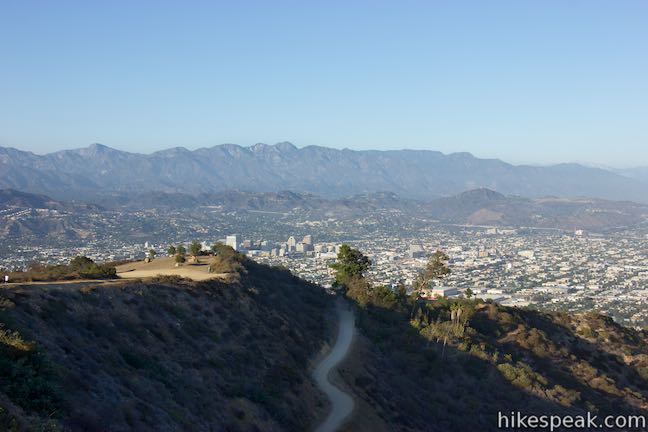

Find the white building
[[422, 286, 459, 299], [518, 250, 535, 259], [287, 236, 297, 251], [226, 234, 239, 251]]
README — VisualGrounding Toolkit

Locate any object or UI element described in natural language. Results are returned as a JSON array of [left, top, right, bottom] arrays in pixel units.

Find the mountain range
[[1, 142, 647, 203]]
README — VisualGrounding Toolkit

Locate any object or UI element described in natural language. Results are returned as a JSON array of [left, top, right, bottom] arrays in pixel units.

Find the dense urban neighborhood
[[3, 202, 647, 328]]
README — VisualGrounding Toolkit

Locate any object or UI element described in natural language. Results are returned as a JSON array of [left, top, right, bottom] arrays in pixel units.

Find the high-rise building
[[408, 244, 425, 258], [302, 235, 313, 245], [226, 234, 239, 251], [287, 236, 297, 251]]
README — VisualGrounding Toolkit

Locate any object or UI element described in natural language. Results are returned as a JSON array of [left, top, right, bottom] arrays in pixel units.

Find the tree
[[79, 263, 117, 279], [148, 249, 156, 259], [189, 241, 202, 257], [413, 250, 451, 298], [176, 245, 186, 257], [69, 256, 94, 271], [465, 288, 474, 299], [175, 255, 186, 264], [167, 245, 176, 256], [411, 251, 451, 318], [211, 242, 226, 254], [396, 281, 408, 304], [329, 244, 371, 286]]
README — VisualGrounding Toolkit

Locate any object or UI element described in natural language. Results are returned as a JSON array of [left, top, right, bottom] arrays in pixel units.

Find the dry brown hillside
[[0, 260, 334, 431], [339, 284, 648, 432]]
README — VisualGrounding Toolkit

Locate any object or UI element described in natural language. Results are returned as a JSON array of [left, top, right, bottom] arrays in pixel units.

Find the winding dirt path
[[313, 298, 356, 432]]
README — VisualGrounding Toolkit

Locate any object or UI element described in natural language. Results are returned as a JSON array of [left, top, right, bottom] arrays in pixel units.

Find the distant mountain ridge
[[1, 142, 646, 202], [615, 166, 648, 184]]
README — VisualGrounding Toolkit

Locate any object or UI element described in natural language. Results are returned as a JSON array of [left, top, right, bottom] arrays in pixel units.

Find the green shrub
[[9, 256, 117, 282], [0, 325, 61, 417]]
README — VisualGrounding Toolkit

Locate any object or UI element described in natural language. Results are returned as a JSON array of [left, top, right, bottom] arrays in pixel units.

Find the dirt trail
[[312, 298, 356, 432]]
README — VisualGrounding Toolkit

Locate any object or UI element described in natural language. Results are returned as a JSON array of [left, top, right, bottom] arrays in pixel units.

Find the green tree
[[211, 242, 225, 254], [413, 250, 450, 298], [410, 251, 451, 318], [329, 244, 371, 286], [465, 288, 474, 299], [396, 281, 408, 304], [148, 249, 156, 259], [175, 255, 186, 264], [79, 264, 117, 279], [189, 241, 202, 257], [69, 256, 94, 271], [176, 245, 186, 257], [167, 245, 176, 256]]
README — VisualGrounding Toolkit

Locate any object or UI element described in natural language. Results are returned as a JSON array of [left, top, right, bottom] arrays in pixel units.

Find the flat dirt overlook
[[114, 256, 230, 281]]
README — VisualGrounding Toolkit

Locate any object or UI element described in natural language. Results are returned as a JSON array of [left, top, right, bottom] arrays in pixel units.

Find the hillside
[[424, 188, 648, 230], [1, 143, 646, 202], [338, 286, 648, 432], [3, 189, 647, 244], [0, 260, 334, 431], [2, 255, 648, 431]]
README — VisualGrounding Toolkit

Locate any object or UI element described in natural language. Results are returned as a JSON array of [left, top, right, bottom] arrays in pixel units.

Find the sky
[[0, 0, 647, 167]]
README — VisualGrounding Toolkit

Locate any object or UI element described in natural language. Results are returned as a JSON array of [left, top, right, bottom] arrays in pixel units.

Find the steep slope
[[1, 143, 646, 202], [2, 258, 648, 431], [0, 261, 334, 431], [338, 289, 648, 432]]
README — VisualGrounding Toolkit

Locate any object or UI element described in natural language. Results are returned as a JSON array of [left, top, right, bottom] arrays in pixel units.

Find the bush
[[8, 256, 117, 282], [209, 245, 245, 273], [497, 362, 548, 392], [78, 264, 117, 279], [0, 325, 61, 417]]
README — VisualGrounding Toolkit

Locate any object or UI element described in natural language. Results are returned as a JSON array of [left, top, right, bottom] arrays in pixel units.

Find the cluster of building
[[221, 233, 341, 258], [3, 201, 647, 329], [239, 227, 648, 328]]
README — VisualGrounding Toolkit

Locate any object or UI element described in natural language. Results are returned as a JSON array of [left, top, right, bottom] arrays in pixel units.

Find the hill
[[424, 188, 648, 230], [3, 188, 647, 244], [1, 143, 646, 202], [2, 255, 648, 431], [0, 189, 105, 242], [338, 285, 648, 432], [0, 189, 101, 212], [0, 260, 333, 431]]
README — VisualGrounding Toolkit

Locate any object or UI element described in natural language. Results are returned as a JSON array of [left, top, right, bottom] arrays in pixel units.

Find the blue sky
[[1, 0, 646, 166]]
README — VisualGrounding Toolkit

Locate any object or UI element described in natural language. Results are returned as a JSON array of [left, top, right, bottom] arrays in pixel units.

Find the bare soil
[[115, 257, 229, 281]]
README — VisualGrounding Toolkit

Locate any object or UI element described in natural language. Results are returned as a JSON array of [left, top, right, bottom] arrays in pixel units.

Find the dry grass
[[0, 260, 333, 431], [115, 257, 229, 281], [0, 324, 34, 352]]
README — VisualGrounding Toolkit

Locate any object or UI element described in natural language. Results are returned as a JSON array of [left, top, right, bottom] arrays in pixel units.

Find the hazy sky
[[1, 1, 646, 166]]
